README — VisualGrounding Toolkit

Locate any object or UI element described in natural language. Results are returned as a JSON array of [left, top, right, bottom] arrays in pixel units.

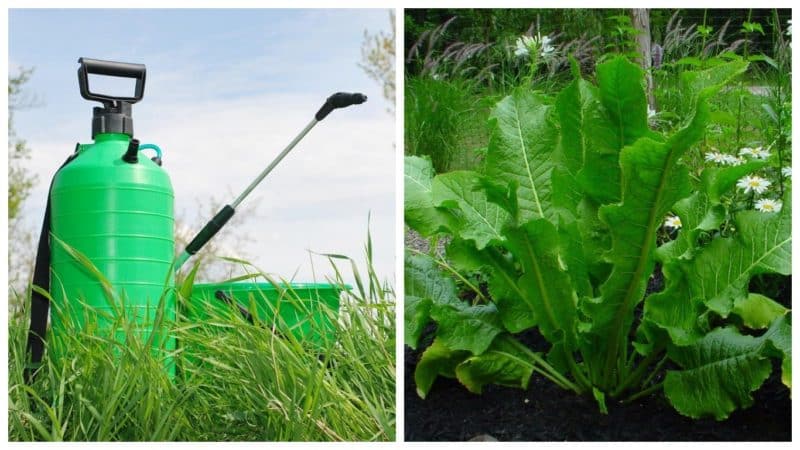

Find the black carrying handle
[[78, 57, 146, 105], [315, 92, 367, 121]]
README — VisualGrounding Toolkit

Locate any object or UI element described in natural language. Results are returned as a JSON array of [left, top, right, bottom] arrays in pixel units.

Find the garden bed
[[404, 340, 791, 442]]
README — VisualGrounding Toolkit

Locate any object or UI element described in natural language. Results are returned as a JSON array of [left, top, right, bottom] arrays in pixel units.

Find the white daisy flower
[[787, 19, 792, 37], [664, 215, 682, 229], [705, 151, 727, 164], [723, 154, 745, 166], [755, 198, 783, 213], [740, 146, 770, 159], [736, 175, 771, 194], [781, 166, 791, 178]]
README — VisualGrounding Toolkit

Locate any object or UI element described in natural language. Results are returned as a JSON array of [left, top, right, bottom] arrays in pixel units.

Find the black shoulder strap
[[26, 147, 81, 381]]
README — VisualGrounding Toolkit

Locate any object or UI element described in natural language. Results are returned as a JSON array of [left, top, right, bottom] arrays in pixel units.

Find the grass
[[8, 235, 395, 441], [404, 76, 488, 173]]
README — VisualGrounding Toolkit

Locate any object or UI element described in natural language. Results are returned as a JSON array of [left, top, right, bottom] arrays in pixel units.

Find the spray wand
[[174, 92, 367, 271]]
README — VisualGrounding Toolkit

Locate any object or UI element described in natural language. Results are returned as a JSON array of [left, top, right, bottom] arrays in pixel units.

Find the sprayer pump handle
[[78, 57, 146, 106], [314, 92, 367, 121]]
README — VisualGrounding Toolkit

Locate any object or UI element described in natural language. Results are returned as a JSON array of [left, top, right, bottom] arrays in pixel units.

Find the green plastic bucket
[[186, 282, 343, 349]]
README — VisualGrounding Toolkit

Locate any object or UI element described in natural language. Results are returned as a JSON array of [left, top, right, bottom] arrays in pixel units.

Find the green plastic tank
[[186, 282, 343, 348], [48, 58, 175, 371]]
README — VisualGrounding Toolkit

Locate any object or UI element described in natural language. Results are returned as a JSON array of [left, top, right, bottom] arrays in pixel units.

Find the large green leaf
[[664, 326, 774, 420], [655, 192, 725, 263], [762, 315, 791, 390], [555, 77, 597, 173], [445, 238, 534, 333], [429, 302, 504, 355], [556, 214, 593, 298], [404, 156, 456, 236], [504, 219, 578, 349], [432, 171, 510, 249], [684, 196, 791, 315], [455, 334, 536, 394], [596, 57, 649, 147], [484, 90, 559, 222], [701, 160, 767, 204], [585, 135, 693, 382], [733, 293, 789, 330], [583, 63, 735, 385], [640, 269, 706, 348], [576, 197, 612, 285], [405, 296, 432, 349], [404, 251, 460, 349], [681, 59, 749, 100], [405, 251, 459, 306], [414, 338, 470, 399], [576, 57, 650, 204]]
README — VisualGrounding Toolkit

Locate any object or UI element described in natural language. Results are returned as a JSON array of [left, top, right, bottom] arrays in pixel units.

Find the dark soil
[[404, 270, 793, 442], [405, 343, 791, 441]]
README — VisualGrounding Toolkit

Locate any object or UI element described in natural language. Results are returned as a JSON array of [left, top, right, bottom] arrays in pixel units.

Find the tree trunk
[[631, 8, 655, 110]]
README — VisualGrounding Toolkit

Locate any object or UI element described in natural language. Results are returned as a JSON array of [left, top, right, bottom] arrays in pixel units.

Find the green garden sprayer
[[26, 57, 367, 378]]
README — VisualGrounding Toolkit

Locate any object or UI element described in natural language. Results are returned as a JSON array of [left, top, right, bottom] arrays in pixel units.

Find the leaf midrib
[[512, 102, 545, 219], [405, 173, 431, 193], [520, 229, 562, 340]]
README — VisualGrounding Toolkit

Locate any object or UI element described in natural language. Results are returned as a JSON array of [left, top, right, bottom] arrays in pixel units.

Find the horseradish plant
[[404, 56, 791, 420]]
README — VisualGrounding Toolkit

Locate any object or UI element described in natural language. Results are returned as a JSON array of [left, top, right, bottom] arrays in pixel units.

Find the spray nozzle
[[314, 92, 368, 121], [122, 139, 140, 164]]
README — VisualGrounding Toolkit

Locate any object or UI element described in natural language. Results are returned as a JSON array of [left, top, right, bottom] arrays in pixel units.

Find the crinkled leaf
[[485, 90, 558, 222], [701, 160, 767, 203], [404, 156, 457, 236], [504, 219, 578, 349], [484, 247, 534, 333], [733, 293, 788, 330], [665, 326, 773, 420], [577, 57, 650, 204], [405, 296, 432, 349], [556, 214, 593, 298], [430, 302, 503, 355], [551, 166, 583, 217], [455, 335, 535, 394], [404, 251, 460, 348], [762, 315, 791, 390], [445, 238, 533, 333], [583, 67, 727, 384], [432, 171, 510, 249], [556, 77, 597, 173], [479, 176, 520, 224], [415, 338, 470, 399], [444, 237, 487, 273], [576, 198, 612, 284], [656, 192, 725, 262], [681, 59, 749, 101], [641, 269, 706, 347], [404, 251, 459, 306], [685, 196, 791, 315]]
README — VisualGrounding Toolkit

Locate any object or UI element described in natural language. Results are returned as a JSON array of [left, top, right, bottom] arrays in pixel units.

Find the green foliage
[[9, 236, 395, 441], [404, 55, 791, 420]]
